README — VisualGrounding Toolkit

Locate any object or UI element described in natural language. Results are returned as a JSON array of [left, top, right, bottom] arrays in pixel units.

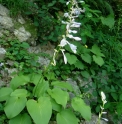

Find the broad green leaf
[[56, 109, 79, 124], [101, 15, 115, 28], [50, 98, 62, 112], [93, 55, 104, 66], [81, 53, 92, 64], [4, 96, 27, 119], [48, 88, 69, 108], [91, 45, 104, 57], [33, 79, 49, 98], [71, 97, 91, 120], [81, 71, 90, 79], [65, 53, 77, 65], [51, 81, 73, 92], [26, 97, 52, 124], [10, 75, 30, 90], [10, 89, 28, 97], [0, 87, 13, 102], [74, 60, 84, 70], [30, 74, 43, 85], [9, 113, 32, 124]]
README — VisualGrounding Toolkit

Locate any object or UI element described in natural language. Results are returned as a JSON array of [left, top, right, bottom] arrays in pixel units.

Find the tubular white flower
[[64, 13, 69, 17], [68, 30, 77, 34], [102, 118, 109, 122], [73, 36, 81, 41], [101, 91, 106, 101], [60, 49, 67, 64], [59, 38, 68, 47], [68, 43, 77, 53]]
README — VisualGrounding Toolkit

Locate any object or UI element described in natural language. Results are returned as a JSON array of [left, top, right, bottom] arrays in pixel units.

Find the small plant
[[97, 91, 108, 124]]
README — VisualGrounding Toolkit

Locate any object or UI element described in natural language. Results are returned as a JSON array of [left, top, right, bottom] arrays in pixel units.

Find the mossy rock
[[14, 18, 37, 38]]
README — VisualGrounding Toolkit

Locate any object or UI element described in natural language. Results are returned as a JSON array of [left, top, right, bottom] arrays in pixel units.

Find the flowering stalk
[[51, 0, 85, 65], [97, 91, 108, 124]]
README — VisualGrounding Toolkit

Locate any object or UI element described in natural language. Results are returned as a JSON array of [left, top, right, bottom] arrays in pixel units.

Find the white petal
[[59, 38, 68, 47], [61, 49, 67, 64], [64, 13, 69, 17], [67, 34, 74, 38], [73, 37, 81, 41], [101, 91, 106, 100], [102, 118, 109, 122], [68, 30, 77, 34], [69, 44, 77, 53]]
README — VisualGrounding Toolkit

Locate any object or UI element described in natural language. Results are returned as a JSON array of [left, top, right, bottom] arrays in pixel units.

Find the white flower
[[101, 91, 106, 100], [68, 43, 77, 53], [67, 34, 74, 38], [59, 38, 68, 47], [66, 1, 70, 5], [68, 30, 77, 34], [60, 49, 67, 64], [62, 21, 68, 24], [70, 22, 81, 28], [102, 118, 108, 122], [73, 37, 81, 41], [0, 63, 4, 67], [102, 112, 107, 114], [101, 91, 107, 104], [64, 13, 69, 17]]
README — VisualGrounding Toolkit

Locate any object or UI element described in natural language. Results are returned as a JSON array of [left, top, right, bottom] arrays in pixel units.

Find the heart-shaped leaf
[[9, 113, 32, 124], [26, 97, 52, 124], [10, 89, 28, 97], [4, 96, 27, 119], [0, 87, 13, 102], [71, 97, 91, 120], [48, 88, 69, 108], [56, 109, 79, 124], [51, 81, 73, 92]]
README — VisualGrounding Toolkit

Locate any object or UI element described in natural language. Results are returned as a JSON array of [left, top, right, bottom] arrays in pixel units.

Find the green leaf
[[81, 71, 90, 79], [4, 96, 27, 119], [93, 55, 104, 66], [111, 93, 118, 101], [48, 88, 69, 108], [91, 45, 104, 57], [10, 75, 30, 90], [9, 113, 32, 124], [65, 53, 77, 65], [33, 79, 49, 98], [50, 98, 62, 112], [51, 81, 73, 92], [117, 102, 122, 115], [71, 97, 91, 120], [56, 109, 79, 124], [0, 87, 13, 102], [26, 97, 52, 124], [30, 74, 43, 85], [101, 15, 115, 28], [81, 53, 92, 64], [74, 60, 84, 70]]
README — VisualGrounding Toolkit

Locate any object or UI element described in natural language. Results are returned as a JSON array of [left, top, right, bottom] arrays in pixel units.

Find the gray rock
[[14, 26, 31, 42], [0, 16, 14, 29], [18, 15, 25, 24], [0, 48, 6, 59], [0, 4, 9, 16]]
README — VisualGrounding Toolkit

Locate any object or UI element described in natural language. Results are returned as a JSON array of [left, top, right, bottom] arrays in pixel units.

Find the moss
[[14, 18, 37, 38]]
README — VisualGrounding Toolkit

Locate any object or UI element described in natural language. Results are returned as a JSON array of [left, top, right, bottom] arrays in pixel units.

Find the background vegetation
[[0, 0, 122, 123]]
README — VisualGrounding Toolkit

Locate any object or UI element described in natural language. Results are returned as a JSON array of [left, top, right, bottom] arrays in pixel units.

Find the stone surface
[[14, 26, 31, 42], [0, 48, 6, 60], [0, 4, 9, 16], [0, 4, 14, 29]]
